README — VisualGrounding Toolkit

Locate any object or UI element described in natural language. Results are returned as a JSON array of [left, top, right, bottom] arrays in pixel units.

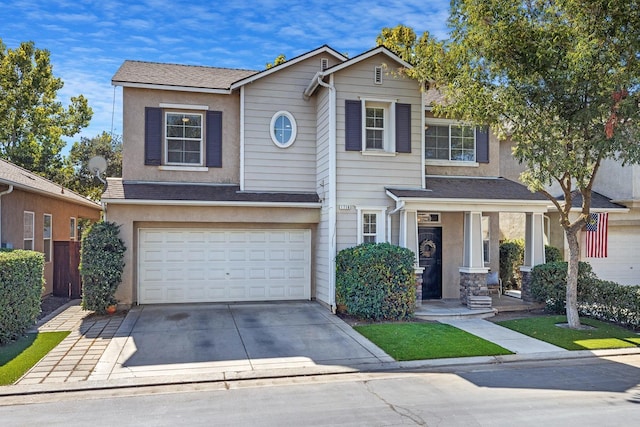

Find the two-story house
[[105, 45, 549, 310]]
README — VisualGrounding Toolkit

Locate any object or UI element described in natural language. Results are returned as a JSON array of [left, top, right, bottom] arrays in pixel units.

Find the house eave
[[0, 178, 101, 210], [101, 198, 322, 209], [112, 81, 232, 94]]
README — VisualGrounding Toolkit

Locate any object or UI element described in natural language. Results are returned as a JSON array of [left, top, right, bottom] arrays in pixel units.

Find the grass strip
[[0, 331, 70, 385], [496, 315, 640, 350], [354, 322, 513, 361]]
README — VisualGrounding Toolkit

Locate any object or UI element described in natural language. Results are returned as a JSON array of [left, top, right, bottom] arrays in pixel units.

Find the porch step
[[467, 295, 492, 309]]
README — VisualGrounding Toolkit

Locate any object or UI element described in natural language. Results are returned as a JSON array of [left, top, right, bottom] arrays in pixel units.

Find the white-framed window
[[165, 112, 203, 165], [270, 111, 297, 148], [482, 215, 490, 264], [70, 217, 77, 241], [23, 211, 34, 250], [356, 207, 387, 244], [43, 214, 52, 263], [425, 120, 476, 162], [363, 100, 394, 153]]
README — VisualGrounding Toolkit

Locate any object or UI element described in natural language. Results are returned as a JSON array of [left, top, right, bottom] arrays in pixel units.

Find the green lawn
[[496, 316, 640, 350], [354, 322, 513, 361], [0, 331, 70, 385]]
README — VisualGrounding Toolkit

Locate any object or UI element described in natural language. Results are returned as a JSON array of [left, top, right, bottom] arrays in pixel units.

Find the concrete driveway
[[90, 302, 393, 381]]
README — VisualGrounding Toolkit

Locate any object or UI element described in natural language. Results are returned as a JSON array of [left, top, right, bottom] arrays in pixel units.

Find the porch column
[[459, 212, 490, 308], [521, 212, 546, 302]]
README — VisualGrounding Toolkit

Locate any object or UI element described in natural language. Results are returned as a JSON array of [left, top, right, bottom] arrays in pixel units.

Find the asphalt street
[[2, 354, 639, 426]]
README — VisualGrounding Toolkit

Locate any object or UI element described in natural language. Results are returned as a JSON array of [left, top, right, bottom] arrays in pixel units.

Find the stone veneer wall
[[414, 268, 424, 307], [459, 272, 489, 305]]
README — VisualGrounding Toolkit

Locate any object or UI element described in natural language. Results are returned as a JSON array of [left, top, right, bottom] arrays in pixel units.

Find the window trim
[[164, 111, 204, 166], [70, 217, 77, 241], [269, 111, 297, 148], [43, 213, 52, 263], [361, 99, 395, 153], [356, 206, 387, 244], [24, 211, 34, 250], [425, 118, 478, 165]]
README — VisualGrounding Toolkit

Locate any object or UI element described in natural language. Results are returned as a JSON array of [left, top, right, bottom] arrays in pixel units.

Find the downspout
[[0, 185, 14, 246], [387, 199, 405, 244], [240, 86, 246, 191], [316, 75, 337, 312]]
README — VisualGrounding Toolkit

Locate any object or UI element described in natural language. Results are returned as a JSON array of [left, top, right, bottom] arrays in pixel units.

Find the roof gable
[[230, 45, 347, 89]]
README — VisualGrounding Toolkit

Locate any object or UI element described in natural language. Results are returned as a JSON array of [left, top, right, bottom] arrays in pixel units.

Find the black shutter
[[345, 100, 362, 151], [144, 107, 162, 166], [395, 103, 411, 153], [476, 126, 489, 163], [206, 111, 223, 167]]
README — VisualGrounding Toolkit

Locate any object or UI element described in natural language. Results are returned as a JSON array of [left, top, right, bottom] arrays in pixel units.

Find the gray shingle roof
[[112, 60, 258, 90], [387, 176, 548, 201], [0, 158, 101, 209], [560, 190, 627, 210], [103, 179, 320, 204]]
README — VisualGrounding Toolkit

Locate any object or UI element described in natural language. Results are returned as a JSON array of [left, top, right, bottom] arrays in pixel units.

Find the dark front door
[[418, 227, 442, 299]]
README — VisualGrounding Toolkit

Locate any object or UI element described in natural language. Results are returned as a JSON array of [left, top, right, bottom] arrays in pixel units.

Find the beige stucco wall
[[1, 188, 101, 295], [121, 87, 241, 184], [105, 203, 320, 305]]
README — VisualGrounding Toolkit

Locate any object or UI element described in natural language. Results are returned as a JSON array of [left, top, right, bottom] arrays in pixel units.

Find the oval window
[[270, 111, 297, 148]]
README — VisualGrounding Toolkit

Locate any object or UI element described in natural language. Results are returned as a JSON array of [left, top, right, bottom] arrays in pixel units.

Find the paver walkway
[[18, 302, 126, 385]]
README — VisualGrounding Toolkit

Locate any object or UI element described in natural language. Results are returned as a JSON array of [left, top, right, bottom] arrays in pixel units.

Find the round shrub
[[80, 221, 126, 313], [335, 243, 416, 321], [545, 245, 563, 263], [530, 261, 597, 313]]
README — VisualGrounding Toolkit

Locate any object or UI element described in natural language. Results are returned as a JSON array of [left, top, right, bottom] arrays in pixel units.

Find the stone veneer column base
[[521, 269, 534, 302], [459, 271, 489, 306], [414, 267, 424, 307]]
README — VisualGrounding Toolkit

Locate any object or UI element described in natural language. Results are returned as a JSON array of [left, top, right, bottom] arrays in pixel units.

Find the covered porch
[[387, 176, 550, 309]]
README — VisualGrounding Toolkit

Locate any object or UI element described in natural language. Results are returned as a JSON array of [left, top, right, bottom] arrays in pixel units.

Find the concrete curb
[[2, 346, 639, 398]]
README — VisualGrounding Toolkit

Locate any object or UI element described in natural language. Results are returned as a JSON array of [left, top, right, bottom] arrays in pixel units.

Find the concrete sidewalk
[[4, 300, 640, 396]]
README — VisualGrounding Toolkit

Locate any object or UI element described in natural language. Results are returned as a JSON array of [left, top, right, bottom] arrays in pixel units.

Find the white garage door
[[585, 228, 640, 285], [138, 228, 311, 304]]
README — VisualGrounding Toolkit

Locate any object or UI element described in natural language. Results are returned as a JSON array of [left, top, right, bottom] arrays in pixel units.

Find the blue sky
[[1, 0, 450, 151]]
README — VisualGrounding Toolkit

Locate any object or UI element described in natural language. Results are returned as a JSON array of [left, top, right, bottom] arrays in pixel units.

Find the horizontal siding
[[243, 57, 325, 192], [314, 88, 331, 305]]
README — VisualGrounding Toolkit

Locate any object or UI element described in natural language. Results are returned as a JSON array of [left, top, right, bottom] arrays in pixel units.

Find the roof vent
[[374, 66, 383, 84], [321, 58, 329, 71]]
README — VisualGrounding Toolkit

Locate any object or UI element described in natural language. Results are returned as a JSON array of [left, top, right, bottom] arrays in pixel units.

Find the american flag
[[585, 212, 608, 258]]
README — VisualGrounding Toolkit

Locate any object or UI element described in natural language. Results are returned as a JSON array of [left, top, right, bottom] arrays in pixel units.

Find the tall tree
[[66, 132, 122, 201], [408, 1, 640, 328], [266, 54, 286, 69], [0, 39, 92, 180]]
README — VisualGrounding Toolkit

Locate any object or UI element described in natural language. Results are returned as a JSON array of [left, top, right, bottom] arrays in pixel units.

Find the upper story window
[[166, 112, 203, 165], [270, 111, 297, 148], [424, 119, 489, 164], [144, 106, 222, 169], [24, 211, 34, 250], [365, 104, 386, 150], [345, 99, 412, 155]]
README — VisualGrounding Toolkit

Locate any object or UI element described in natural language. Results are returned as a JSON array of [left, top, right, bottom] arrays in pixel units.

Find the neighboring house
[[105, 45, 549, 309], [0, 158, 102, 297], [500, 140, 640, 286]]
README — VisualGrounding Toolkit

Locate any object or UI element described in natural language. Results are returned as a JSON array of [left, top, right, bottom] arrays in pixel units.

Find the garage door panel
[[138, 228, 311, 304], [586, 228, 640, 285]]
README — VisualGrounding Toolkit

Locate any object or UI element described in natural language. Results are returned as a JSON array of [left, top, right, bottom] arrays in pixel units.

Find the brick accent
[[414, 268, 424, 307]]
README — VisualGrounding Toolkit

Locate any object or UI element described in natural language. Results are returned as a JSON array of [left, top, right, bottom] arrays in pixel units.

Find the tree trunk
[[565, 228, 581, 328]]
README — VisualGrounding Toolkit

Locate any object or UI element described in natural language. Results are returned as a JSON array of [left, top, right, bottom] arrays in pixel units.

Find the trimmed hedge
[[336, 243, 416, 321], [0, 250, 44, 345], [499, 239, 523, 289], [80, 221, 126, 313], [530, 261, 640, 329]]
